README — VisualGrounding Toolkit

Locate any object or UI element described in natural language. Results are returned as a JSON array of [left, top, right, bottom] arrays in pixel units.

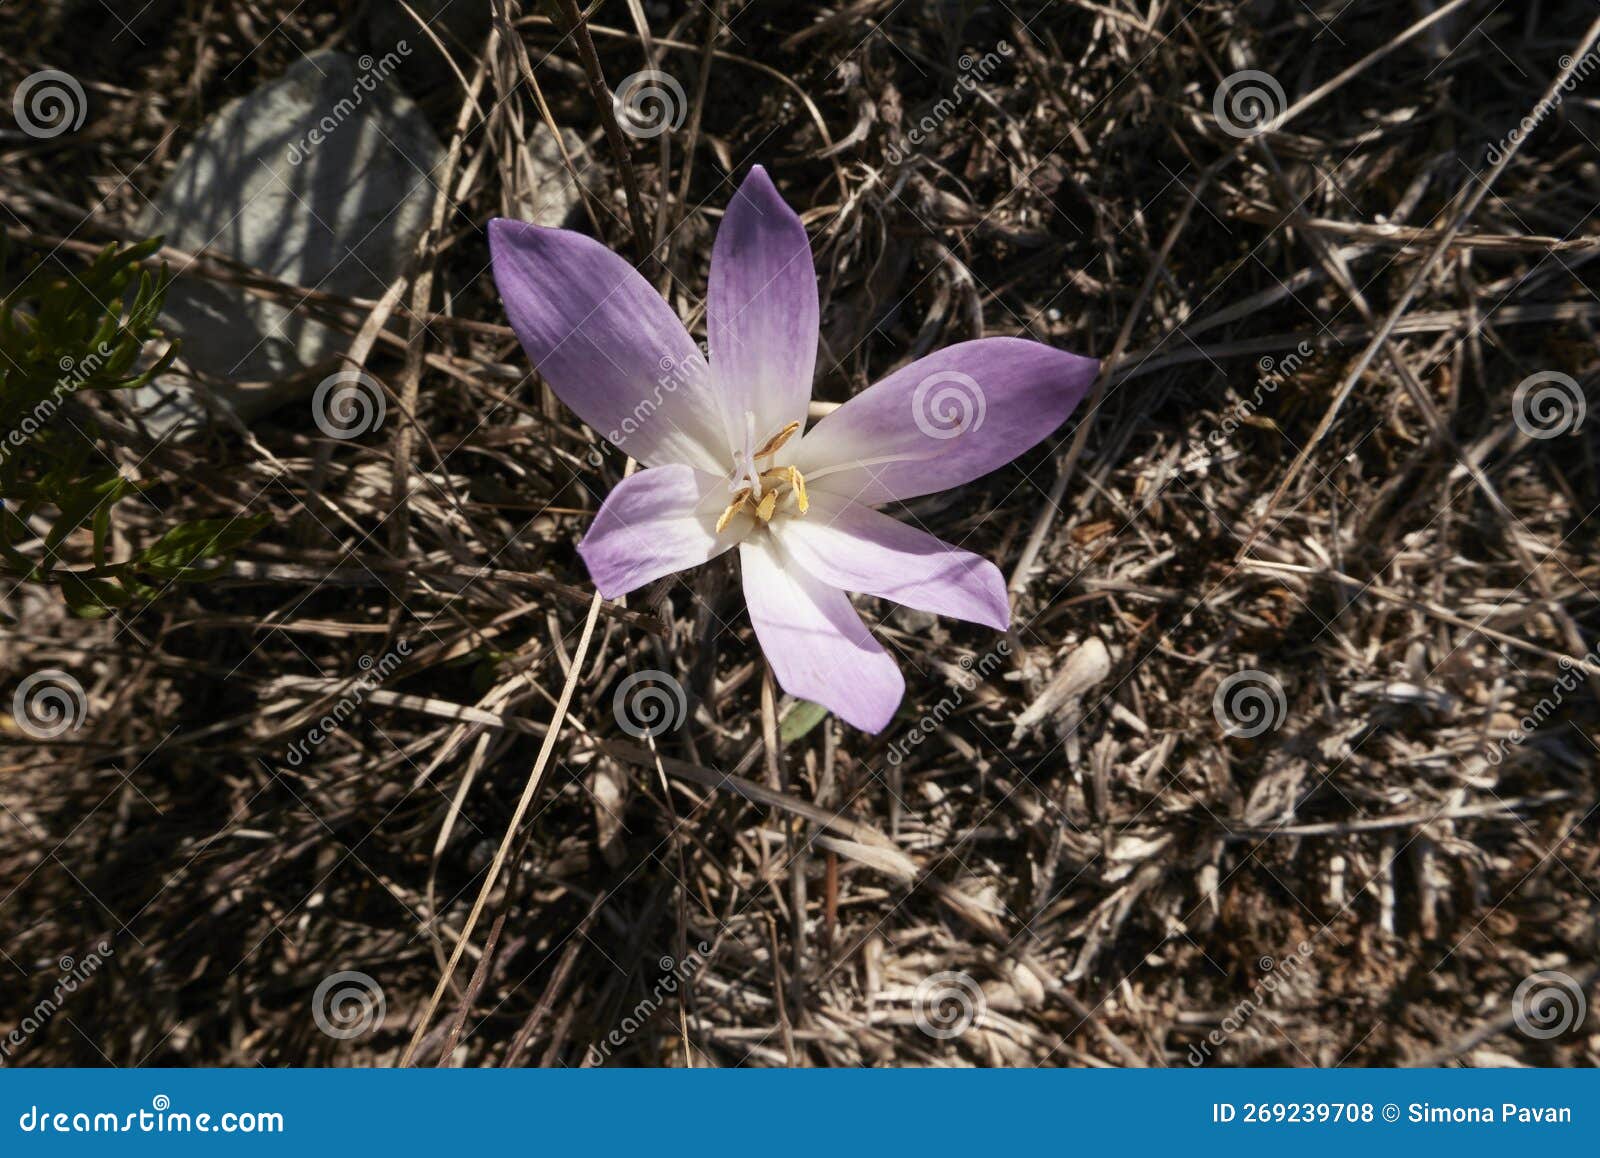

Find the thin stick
[[1236, 16, 1600, 560], [400, 592, 604, 1066], [556, 0, 657, 272], [1242, 560, 1600, 677], [437, 910, 507, 1065], [1258, 0, 1479, 137], [1008, 162, 1219, 593]]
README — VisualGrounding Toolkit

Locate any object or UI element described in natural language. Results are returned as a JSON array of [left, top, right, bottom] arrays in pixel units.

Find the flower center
[[717, 413, 809, 533]]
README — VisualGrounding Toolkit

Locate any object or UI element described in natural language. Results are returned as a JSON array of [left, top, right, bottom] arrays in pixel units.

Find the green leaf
[[41, 472, 128, 564], [779, 700, 831, 745], [134, 513, 271, 579], [0, 234, 246, 614], [59, 572, 130, 618]]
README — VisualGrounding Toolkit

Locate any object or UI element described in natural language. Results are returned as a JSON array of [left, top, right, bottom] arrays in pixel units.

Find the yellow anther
[[716, 488, 751, 534], [789, 465, 808, 514], [719, 444, 810, 534], [752, 420, 802, 460]]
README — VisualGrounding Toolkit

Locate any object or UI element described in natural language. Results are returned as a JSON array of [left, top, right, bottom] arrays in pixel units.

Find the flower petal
[[489, 218, 726, 471], [577, 464, 736, 598], [776, 491, 1009, 630], [708, 166, 819, 442], [793, 337, 1098, 505], [739, 535, 903, 733]]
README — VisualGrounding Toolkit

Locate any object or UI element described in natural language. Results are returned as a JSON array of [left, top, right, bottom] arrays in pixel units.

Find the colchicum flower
[[489, 167, 1096, 733]]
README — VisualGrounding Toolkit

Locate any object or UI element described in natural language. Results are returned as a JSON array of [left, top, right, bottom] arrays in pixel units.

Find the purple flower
[[489, 167, 1096, 732]]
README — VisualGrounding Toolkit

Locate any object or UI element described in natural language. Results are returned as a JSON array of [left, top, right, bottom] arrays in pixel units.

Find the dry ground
[[2, 0, 1599, 1066]]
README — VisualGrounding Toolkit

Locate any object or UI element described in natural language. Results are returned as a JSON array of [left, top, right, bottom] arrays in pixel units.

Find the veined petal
[[776, 491, 1009, 630], [739, 535, 904, 733], [490, 218, 725, 471], [577, 464, 737, 598], [708, 166, 819, 444], [793, 337, 1098, 505]]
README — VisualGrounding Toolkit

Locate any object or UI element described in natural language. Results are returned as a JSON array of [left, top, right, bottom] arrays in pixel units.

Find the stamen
[[752, 420, 802, 460], [722, 418, 812, 532], [716, 488, 751, 534]]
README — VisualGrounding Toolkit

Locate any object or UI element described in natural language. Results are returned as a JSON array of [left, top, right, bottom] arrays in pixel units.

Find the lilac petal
[[777, 492, 1009, 630], [708, 166, 819, 442], [739, 536, 904, 733], [793, 337, 1098, 505], [577, 464, 736, 598], [489, 219, 726, 472]]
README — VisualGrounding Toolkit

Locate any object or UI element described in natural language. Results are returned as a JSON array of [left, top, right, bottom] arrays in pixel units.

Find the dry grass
[[2, 0, 1599, 1066]]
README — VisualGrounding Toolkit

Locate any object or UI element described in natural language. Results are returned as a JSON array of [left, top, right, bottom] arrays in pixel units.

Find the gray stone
[[361, 0, 598, 226], [507, 123, 602, 230], [131, 48, 444, 432]]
